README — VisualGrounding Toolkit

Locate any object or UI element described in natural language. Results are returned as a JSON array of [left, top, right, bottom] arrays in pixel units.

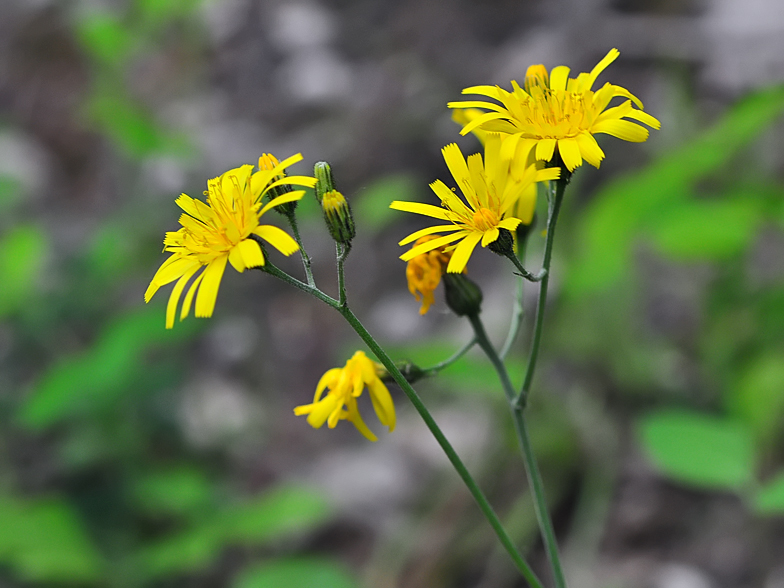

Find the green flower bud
[[443, 273, 483, 317], [259, 153, 297, 216], [487, 228, 515, 258], [322, 190, 355, 245], [314, 161, 336, 204]]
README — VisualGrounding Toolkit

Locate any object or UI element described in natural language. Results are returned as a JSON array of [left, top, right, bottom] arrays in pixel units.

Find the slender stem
[[507, 253, 546, 282], [338, 306, 546, 588], [285, 211, 315, 286], [261, 260, 543, 587], [468, 311, 568, 588], [421, 337, 477, 376], [517, 177, 566, 409], [468, 314, 515, 404], [500, 241, 527, 360], [336, 243, 350, 307], [259, 259, 338, 307]]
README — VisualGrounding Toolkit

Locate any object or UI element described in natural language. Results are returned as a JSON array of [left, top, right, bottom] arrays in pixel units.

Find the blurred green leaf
[[136, 0, 202, 24], [0, 224, 47, 317], [221, 485, 331, 543], [234, 558, 358, 588], [355, 174, 418, 232], [133, 467, 215, 517], [19, 306, 195, 430], [727, 352, 784, 444], [753, 472, 784, 515], [638, 409, 755, 490], [76, 14, 134, 66], [138, 485, 331, 579], [568, 84, 784, 296], [649, 198, 761, 261], [0, 496, 104, 583]]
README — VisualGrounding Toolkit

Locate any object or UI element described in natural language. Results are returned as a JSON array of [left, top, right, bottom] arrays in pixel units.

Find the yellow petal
[[557, 137, 583, 171], [390, 200, 452, 221], [165, 265, 200, 329], [253, 225, 299, 256], [346, 398, 378, 441], [237, 238, 266, 268], [194, 254, 228, 318], [401, 231, 466, 261], [481, 227, 500, 247], [446, 231, 482, 273], [549, 66, 571, 92], [259, 190, 305, 217], [535, 138, 557, 162], [368, 379, 396, 431], [584, 48, 620, 91], [592, 119, 649, 142], [180, 271, 205, 321], [576, 133, 605, 168], [398, 224, 463, 246]]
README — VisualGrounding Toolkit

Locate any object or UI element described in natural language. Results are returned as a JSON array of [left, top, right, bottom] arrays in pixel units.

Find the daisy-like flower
[[405, 236, 455, 315], [145, 154, 316, 328], [293, 351, 396, 442], [448, 48, 661, 172], [390, 136, 560, 274]]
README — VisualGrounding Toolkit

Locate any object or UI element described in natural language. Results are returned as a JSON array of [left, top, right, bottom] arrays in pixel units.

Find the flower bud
[[314, 161, 336, 204], [486, 228, 515, 258], [443, 273, 483, 317], [322, 189, 355, 245], [259, 153, 297, 215]]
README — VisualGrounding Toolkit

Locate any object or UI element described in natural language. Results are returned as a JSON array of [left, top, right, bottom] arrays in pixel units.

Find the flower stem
[[517, 177, 566, 410], [338, 305, 545, 588], [501, 241, 527, 360], [336, 242, 351, 307], [467, 311, 568, 588], [285, 211, 315, 287], [421, 337, 477, 376]]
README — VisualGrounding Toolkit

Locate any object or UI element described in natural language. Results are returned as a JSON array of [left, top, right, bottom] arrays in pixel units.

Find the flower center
[[526, 88, 592, 139], [472, 207, 500, 232]]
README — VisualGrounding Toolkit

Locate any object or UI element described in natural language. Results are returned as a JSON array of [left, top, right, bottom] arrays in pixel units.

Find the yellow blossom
[[390, 135, 559, 273], [405, 236, 454, 315], [145, 154, 316, 328], [294, 351, 396, 442], [448, 48, 661, 171]]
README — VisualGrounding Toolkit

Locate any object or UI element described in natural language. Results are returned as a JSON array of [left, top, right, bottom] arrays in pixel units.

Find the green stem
[[468, 312, 568, 588], [421, 337, 477, 376], [517, 177, 566, 410], [260, 260, 338, 307], [500, 241, 527, 360], [285, 211, 315, 286], [336, 243, 350, 307], [339, 306, 545, 588], [507, 253, 546, 282]]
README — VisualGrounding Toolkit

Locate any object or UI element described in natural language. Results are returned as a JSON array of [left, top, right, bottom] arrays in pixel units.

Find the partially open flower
[[405, 235, 454, 315], [294, 351, 396, 442]]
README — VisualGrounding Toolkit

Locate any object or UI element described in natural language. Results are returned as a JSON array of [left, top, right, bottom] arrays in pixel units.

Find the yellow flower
[[390, 135, 560, 273], [405, 236, 454, 315], [448, 48, 661, 171], [145, 154, 316, 328], [293, 351, 396, 442]]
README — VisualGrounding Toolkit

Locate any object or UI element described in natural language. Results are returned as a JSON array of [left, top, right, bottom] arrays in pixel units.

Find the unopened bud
[[259, 153, 296, 215], [443, 273, 483, 317], [487, 228, 515, 258], [314, 161, 336, 204], [322, 190, 355, 245]]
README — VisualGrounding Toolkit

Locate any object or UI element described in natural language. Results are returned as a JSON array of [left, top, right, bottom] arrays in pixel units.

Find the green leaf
[[234, 558, 358, 588], [355, 174, 419, 232], [137, 524, 222, 578], [727, 353, 784, 444], [0, 224, 47, 317], [638, 409, 755, 490], [19, 306, 195, 429], [133, 468, 215, 517], [0, 496, 104, 583], [568, 84, 784, 296], [753, 472, 784, 515], [221, 485, 331, 543], [76, 14, 134, 66], [649, 198, 760, 261]]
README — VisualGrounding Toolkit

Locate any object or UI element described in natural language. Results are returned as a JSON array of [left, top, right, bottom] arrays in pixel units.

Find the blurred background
[[1, 0, 783, 587]]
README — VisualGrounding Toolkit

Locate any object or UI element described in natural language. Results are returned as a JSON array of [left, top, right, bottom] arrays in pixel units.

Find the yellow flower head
[[405, 236, 454, 315], [293, 351, 396, 442], [448, 48, 661, 171], [390, 135, 559, 273], [145, 154, 316, 328]]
